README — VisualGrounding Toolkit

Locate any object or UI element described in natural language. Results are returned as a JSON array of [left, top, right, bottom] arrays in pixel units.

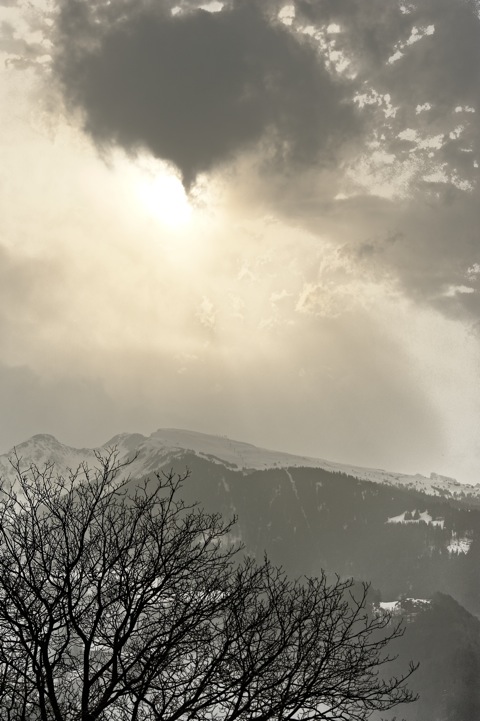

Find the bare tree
[[0, 451, 417, 721]]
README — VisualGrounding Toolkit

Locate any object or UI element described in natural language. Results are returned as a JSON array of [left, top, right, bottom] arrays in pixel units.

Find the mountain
[[3, 428, 480, 610], [3, 427, 479, 500], [377, 593, 480, 721], [3, 428, 480, 720]]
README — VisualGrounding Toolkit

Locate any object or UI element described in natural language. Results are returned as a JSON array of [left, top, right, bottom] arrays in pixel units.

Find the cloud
[[51, 0, 360, 187], [3, 0, 480, 484], [288, 191, 480, 322], [49, 0, 480, 321], [197, 296, 217, 330], [217, 0, 480, 322]]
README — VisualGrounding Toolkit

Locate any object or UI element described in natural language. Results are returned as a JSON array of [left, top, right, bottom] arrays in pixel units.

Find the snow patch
[[379, 598, 431, 617], [447, 535, 472, 554], [379, 601, 401, 613], [387, 510, 444, 528]]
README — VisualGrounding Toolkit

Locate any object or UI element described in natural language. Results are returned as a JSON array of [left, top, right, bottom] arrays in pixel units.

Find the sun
[[134, 166, 192, 229]]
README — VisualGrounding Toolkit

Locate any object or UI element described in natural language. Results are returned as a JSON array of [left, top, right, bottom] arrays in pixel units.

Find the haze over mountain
[[2, 0, 480, 489]]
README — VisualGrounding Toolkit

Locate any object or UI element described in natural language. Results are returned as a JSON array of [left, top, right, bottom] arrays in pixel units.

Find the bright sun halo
[[135, 168, 192, 228]]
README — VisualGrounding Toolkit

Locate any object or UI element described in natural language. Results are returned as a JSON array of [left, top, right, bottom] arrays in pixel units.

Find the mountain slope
[[2, 428, 479, 500], [3, 428, 480, 613], [378, 593, 480, 721], [3, 428, 480, 720]]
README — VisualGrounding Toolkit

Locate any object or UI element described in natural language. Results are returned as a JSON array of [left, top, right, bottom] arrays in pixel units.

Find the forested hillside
[[169, 455, 480, 616]]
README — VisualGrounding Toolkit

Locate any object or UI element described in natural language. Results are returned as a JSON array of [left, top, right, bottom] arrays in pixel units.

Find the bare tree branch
[[0, 452, 417, 721]]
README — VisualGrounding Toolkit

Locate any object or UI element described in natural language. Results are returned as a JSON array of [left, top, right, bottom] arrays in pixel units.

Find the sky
[[1, 0, 480, 483]]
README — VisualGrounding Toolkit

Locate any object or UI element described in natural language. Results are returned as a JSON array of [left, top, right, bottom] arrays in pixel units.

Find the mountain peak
[[26, 433, 60, 445], [103, 432, 148, 452]]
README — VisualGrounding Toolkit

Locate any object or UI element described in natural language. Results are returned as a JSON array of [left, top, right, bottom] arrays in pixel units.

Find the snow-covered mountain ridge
[[1, 428, 478, 499]]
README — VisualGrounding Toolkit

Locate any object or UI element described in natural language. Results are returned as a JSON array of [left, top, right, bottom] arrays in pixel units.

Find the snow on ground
[[121, 429, 480, 500], [379, 599, 431, 616], [447, 535, 472, 554], [386, 510, 445, 528], [148, 429, 322, 471], [0, 433, 99, 486], [379, 601, 401, 613]]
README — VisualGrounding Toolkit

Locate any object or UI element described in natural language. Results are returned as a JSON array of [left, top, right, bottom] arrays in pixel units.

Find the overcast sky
[[1, 0, 480, 482]]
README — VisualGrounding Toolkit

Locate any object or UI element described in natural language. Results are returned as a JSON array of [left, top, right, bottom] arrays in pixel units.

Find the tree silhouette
[[0, 451, 417, 721]]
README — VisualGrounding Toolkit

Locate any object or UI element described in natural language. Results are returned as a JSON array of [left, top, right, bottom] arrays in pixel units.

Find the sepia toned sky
[[1, 0, 480, 482]]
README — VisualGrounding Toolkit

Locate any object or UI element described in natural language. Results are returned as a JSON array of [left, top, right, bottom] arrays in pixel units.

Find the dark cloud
[[386, 0, 480, 110], [50, 0, 480, 321], [52, 0, 360, 187], [309, 191, 480, 321], [297, 0, 480, 103], [265, 0, 480, 321], [296, 0, 412, 69]]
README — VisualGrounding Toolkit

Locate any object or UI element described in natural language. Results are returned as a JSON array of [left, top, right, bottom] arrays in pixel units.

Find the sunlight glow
[[135, 170, 192, 229]]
